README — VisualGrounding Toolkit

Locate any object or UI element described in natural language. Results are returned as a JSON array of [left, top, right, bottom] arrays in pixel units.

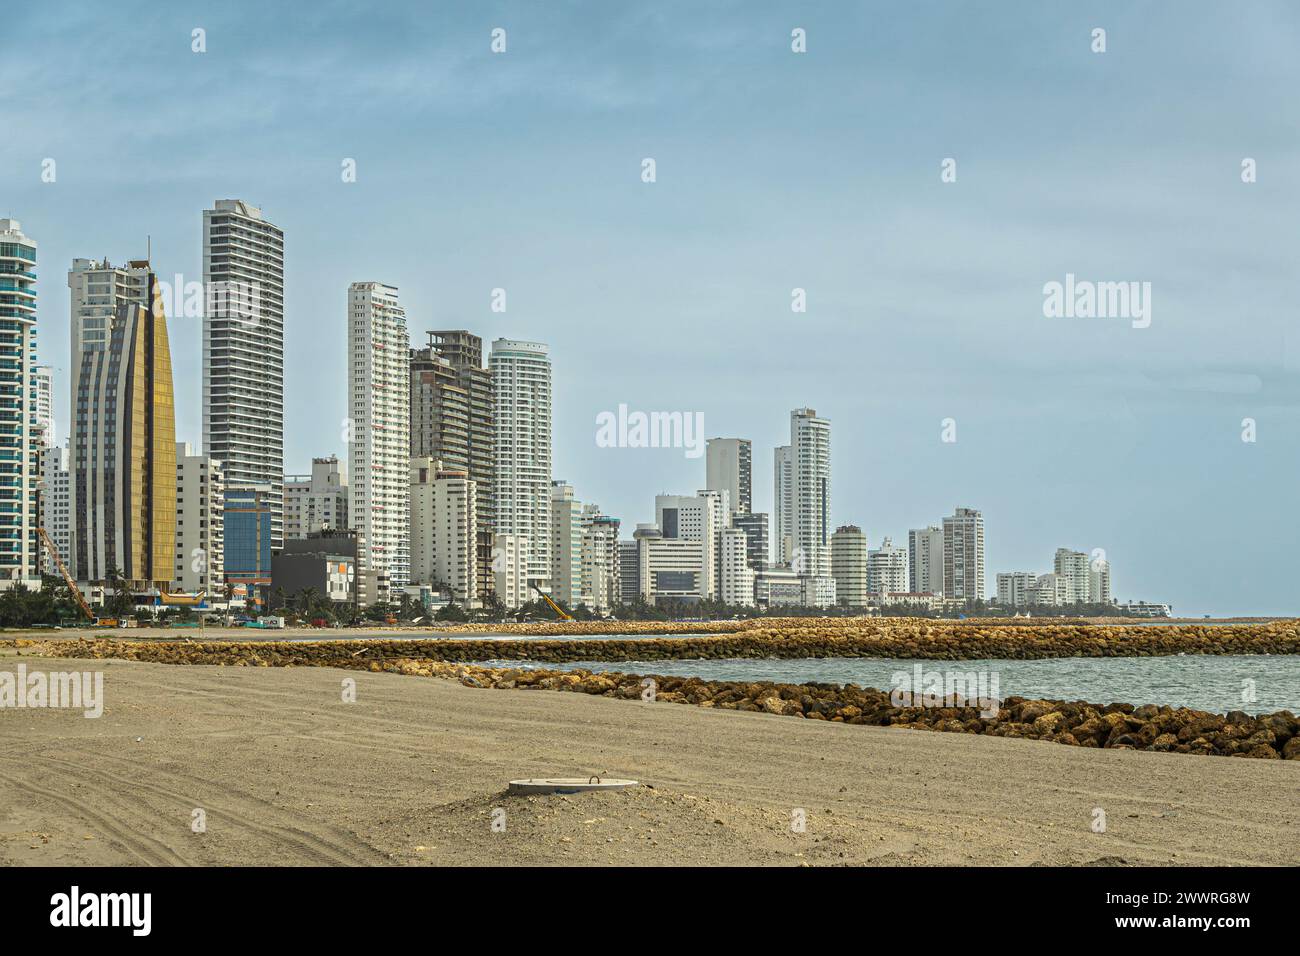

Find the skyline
[[6, 1, 1300, 614]]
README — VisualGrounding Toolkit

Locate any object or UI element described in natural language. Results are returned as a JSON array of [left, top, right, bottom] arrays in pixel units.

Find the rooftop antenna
[[147, 234, 151, 263]]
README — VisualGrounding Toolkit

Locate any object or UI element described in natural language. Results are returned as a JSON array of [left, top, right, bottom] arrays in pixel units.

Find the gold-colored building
[[72, 266, 176, 589]]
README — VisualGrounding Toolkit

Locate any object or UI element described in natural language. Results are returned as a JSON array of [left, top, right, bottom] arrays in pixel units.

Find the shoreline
[[2, 653, 1296, 866], [12, 639, 1299, 760], [12, 618, 1300, 662]]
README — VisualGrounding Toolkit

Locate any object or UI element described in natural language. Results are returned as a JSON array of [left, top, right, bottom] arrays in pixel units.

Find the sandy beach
[[1, 650, 1296, 867]]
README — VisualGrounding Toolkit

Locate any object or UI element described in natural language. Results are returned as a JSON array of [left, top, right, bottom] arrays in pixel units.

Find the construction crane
[[37, 526, 98, 625], [530, 583, 573, 621]]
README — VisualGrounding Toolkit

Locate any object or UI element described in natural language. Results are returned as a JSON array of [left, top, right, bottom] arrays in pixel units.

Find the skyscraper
[[0, 220, 41, 588], [72, 268, 177, 589], [33, 365, 53, 445], [790, 407, 831, 577], [68, 257, 151, 580], [348, 282, 411, 596], [908, 525, 944, 595], [773, 444, 793, 564], [411, 330, 494, 598], [943, 507, 985, 602], [490, 338, 551, 587], [706, 437, 751, 515], [549, 480, 584, 608], [175, 442, 224, 595], [39, 443, 71, 576], [202, 199, 285, 551]]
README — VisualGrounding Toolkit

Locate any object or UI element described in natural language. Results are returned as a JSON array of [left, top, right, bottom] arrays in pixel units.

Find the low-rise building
[[271, 531, 357, 607]]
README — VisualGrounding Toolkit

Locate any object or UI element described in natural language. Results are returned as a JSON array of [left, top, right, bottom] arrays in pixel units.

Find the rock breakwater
[[12, 638, 1299, 759]]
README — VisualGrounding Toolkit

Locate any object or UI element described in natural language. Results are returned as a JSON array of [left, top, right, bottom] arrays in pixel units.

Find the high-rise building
[[731, 511, 769, 571], [830, 524, 869, 607], [1053, 548, 1091, 603], [719, 526, 755, 606], [790, 408, 831, 577], [33, 365, 53, 445], [580, 510, 620, 614], [866, 536, 909, 597], [490, 339, 551, 587], [175, 442, 224, 595], [617, 539, 641, 605], [40, 443, 71, 576], [409, 457, 476, 607], [492, 533, 529, 610], [773, 444, 793, 564], [348, 282, 411, 595], [0, 220, 41, 588], [706, 438, 751, 515], [1090, 555, 1113, 605], [284, 455, 348, 541], [411, 331, 495, 601], [549, 480, 584, 608], [67, 256, 151, 581], [908, 525, 945, 595], [224, 484, 273, 606], [202, 199, 285, 551], [942, 507, 985, 602], [72, 268, 177, 589]]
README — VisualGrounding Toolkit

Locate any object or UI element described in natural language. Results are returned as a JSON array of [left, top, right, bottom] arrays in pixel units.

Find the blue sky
[[5, 1, 1299, 614]]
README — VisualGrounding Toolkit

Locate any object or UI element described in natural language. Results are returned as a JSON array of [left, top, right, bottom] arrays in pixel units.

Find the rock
[[1151, 733, 1178, 751], [1031, 712, 1066, 735]]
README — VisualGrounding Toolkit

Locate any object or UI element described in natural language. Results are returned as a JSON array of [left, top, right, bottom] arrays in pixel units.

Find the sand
[[1, 651, 1296, 866]]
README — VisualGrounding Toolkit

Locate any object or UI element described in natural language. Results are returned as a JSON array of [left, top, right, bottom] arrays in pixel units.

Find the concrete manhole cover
[[508, 776, 639, 795]]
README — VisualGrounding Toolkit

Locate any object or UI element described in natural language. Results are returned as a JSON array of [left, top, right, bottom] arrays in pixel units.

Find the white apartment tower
[[549, 480, 584, 608], [866, 536, 909, 596], [830, 524, 869, 607], [33, 365, 53, 444], [1053, 548, 1091, 603], [348, 283, 411, 592], [908, 525, 945, 595], [943, 507, 985, 602], [493, 533, 529, 610], [203, 200, 285, 551], [706, 438, 751, 515], [490, 339, 552, 588], [40, 443, 71, 576], [174, 442, 224, 594], [580, 510, 620, 614], [790, 408, 831, 577], [410, 457, 476, 607], [719, 526, 755, 606], [773, 444, 794, 564], [284, 455, 348, 540]]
